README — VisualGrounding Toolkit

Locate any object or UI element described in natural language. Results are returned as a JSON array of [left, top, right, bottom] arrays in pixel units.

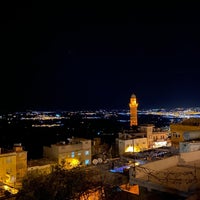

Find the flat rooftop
[[132, 158, 200, 197], [28, 158, 56, 167]]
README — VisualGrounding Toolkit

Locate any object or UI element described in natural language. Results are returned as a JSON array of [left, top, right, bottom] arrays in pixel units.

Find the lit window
[[85, 159, 90, 165], [85, 150, 89, 156]]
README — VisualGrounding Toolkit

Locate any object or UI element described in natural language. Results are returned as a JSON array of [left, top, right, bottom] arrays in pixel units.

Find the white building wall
[[57, 144, 82, 153], [81, 140, 91, 149], [130, 150, 200, 184], [133, 155, 179, 179], [179, 142, 200, 153], [118, 139, 133, 155], [43, 139, 92, 166], [133, 138, 148, 151], [118, 139, 125, 155], [43, 146, 58, 160]]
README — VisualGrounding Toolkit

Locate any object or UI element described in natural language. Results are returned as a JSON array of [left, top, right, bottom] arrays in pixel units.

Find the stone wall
[[135, 155, 179, 178]]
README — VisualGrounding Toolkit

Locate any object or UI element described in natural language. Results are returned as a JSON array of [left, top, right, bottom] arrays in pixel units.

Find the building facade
[[139, 124, 169, 149], [116, 124, 169, 155], [170, 118, 200, 148], [0, 144, 27, 189], [14, 144, 27, 188], [43, 138, 92, 169], [117, 137, 148, 155]]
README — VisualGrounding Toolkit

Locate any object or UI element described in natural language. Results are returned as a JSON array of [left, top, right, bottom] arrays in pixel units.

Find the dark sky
[[1, 4, 200, 113]]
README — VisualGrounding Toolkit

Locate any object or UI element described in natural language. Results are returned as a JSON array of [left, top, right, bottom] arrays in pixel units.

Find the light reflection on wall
[[153, 141, 167, 148], [125, 146, 141, 153], [125, 146, 134, 153], [134, 146, 140, 152], [65, 158, 80, 169]]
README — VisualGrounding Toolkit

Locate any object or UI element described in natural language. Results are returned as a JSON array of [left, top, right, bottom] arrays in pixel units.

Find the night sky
[[1, 4, 200, 113]]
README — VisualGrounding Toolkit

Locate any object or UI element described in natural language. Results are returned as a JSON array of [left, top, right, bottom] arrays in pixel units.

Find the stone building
[[43, 137, 92, 169], [0, 143, 27, 189], [116, 124, 169, 155], [170, 118, 200, 148]]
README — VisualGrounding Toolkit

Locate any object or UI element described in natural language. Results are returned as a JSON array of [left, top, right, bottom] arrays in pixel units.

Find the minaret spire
[[129, 93, 138, 126]]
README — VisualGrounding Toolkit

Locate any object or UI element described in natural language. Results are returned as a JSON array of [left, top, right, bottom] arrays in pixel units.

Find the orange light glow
[[134, 146, 140, 152], [120, 184, 139, 195], [65, 158, 80, 169], [125, 146, 134, 152], [80, 188, 105, 200]]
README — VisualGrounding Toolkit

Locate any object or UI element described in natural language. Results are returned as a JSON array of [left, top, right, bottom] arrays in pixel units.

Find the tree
[[16, 164, 128, 200]]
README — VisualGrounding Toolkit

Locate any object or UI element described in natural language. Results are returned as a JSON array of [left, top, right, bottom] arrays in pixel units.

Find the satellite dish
[[92, 159, 98, 165], [98, 158, 103, 163]]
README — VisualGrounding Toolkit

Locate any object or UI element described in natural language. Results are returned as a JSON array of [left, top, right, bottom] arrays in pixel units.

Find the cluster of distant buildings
[[1, 93, 200, 198]]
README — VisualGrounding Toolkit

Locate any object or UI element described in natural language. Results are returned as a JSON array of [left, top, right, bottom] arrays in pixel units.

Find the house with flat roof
[[116, 124, 170, 156], [0, 144, 27, 189], [43, 138, 92, 169], [129, 150, 200, 198]]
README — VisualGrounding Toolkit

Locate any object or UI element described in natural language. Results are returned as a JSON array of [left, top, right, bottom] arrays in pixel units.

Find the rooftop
[[131, 150, 200, 198], [28, 158, 56, 167]]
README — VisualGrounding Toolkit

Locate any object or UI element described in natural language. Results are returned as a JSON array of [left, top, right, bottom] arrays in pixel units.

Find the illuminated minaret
[[129, 93, 138, 126]]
